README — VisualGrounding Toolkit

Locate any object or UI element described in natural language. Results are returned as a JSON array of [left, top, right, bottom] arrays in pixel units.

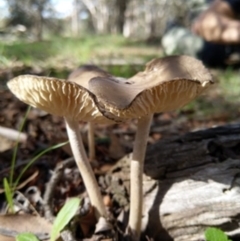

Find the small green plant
[[205, 227, 232, 241], [50, 197, 81, 241], [3, 106, 68, 212], [16, 232, 40, 241], [3, 178, 14, 213], [4, 106, 77, 240], [14, 197, 80, 241], [3, 106, 31, 212], [4, 141, 68, 213]]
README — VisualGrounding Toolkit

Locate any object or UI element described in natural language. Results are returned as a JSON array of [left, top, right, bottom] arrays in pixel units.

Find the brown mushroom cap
[[88, 55, 213, 121], [7, 75, 113, 124], [68, 65, 112, 88], [7, 56, 213, 124]]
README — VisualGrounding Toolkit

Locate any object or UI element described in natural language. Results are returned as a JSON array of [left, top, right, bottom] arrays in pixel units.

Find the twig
[[0, 125, 27, 142], [43, 158, 78, 241], [43, 158, 75, 222]]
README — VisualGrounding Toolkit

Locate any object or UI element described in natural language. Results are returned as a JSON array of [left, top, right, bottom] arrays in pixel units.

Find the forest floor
[[0, 35, 240, 240]]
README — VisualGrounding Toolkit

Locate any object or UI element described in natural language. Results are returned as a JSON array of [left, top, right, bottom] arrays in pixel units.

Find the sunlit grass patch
[[182, 68, 240, 121], [0, 35, 161, 68], [218, 67, 240, 103]]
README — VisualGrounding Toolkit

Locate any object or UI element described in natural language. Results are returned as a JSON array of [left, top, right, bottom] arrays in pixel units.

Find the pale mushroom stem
[[64, 117, 107, 219], [88, 122, 96, 161], [128, 114, 153, 241]]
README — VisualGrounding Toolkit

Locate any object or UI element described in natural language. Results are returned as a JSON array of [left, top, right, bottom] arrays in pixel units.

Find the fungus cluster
[[7, 55, 213, 241]]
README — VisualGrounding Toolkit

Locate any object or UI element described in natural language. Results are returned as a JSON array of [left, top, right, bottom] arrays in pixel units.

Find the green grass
[[182, 68, 240, 121], [0, 35, 160, 68], [218, 67, 240, 102], [0, 34, 160, 82]]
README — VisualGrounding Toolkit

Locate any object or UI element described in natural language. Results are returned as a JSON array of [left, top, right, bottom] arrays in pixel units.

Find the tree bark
[[106, 124, 240, 241]]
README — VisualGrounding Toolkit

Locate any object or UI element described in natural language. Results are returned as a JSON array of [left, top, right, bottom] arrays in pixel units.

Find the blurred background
[[0, 0, 240, 128], [0, 0, 205, 41], [0, 0, 215, 69]]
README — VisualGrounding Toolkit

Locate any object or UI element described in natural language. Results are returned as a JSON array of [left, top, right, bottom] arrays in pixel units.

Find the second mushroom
[[88, 55, 213, 240]]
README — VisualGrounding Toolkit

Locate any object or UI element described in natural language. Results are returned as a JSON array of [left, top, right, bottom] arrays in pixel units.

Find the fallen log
[[107, 123, 240, 241]]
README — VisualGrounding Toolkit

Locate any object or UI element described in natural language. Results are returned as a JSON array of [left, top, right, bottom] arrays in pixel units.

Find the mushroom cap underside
[[89, 55, 213, 121], [7, 75, 113, 124]]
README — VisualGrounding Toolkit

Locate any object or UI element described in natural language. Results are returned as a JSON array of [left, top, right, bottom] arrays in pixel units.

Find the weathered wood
[[107, 124, 240, 241]]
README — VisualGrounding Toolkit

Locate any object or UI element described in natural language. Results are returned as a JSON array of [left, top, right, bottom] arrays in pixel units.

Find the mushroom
[[7, 74, 114, 220], [88, 55, 213, 240], [67, 65, 112, 161], [7, 55, 213, 241]]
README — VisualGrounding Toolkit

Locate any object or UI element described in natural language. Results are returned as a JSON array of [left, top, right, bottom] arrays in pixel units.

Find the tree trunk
[[115, 0, 128, 34], [81, 0, 110, 34], [71, 0, 79, 36], [35, 8, 43, 41], [105, 124, 240, 241]]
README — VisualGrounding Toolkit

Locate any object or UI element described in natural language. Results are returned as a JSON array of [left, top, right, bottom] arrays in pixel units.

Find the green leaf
[[16, 232, 40, 241], [3, 178, 14, 213], [50, 197, 81, 241], [205, 227, 232, 241]]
